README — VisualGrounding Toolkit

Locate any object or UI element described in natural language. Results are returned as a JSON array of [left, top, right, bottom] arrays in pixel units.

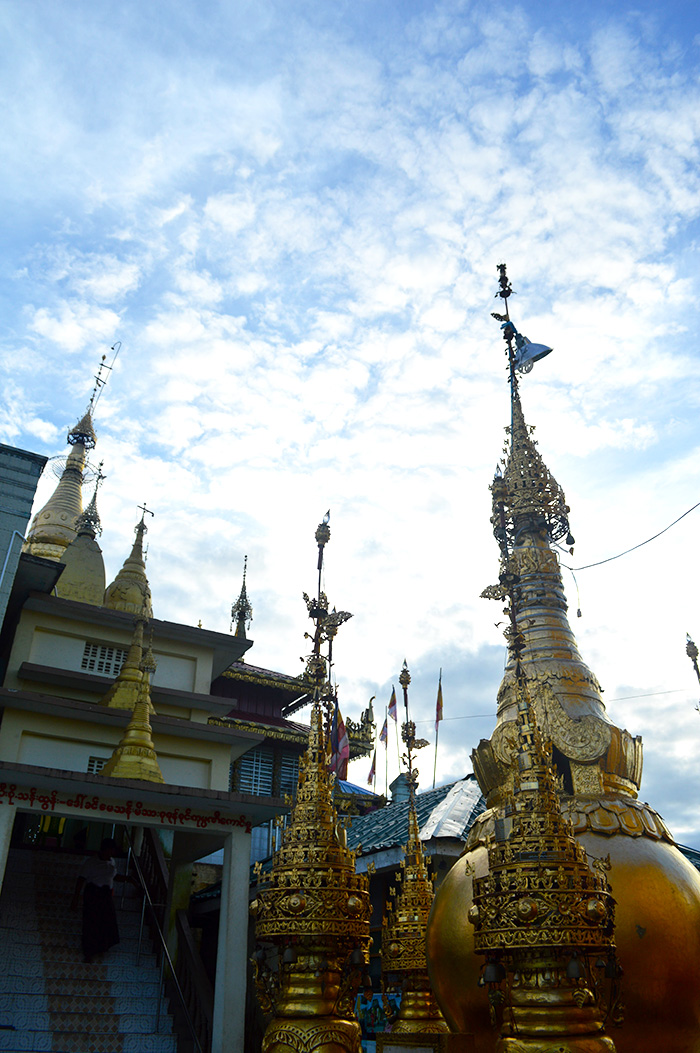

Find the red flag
[[435, 674, 443, 732], [329, 701, 350, 780], [388, 686, 397, 721], [367, 749, 376, 787], [379, 717, 388, 745]]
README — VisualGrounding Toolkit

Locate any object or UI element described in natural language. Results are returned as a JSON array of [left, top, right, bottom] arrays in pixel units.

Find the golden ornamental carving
[[469, 645, 620, 1049], [262, 1019, 361, 1053]]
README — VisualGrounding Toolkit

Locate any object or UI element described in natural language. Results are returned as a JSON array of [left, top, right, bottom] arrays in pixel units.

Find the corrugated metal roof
[[347, 775, 484, 854]]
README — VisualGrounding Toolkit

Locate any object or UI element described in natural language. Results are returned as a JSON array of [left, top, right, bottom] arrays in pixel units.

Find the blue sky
[[2, 0, 700, 841]]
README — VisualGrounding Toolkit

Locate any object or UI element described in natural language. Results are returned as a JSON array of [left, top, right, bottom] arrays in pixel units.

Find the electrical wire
[[560, 499, 700, 572]]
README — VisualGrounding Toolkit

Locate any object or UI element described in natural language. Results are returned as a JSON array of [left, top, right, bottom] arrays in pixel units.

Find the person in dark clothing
[[71, 837, 134, 963]]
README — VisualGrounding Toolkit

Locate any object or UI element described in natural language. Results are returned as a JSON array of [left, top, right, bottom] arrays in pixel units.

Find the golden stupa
[[23, 408, 97, 561], [251, 514, 371, 1053], [104, 507, 154, 617], [56, 467, 106, 605], [101, 633, 164, 783], [380, 663, 449, 1041], [426, 266, 700, 1053]]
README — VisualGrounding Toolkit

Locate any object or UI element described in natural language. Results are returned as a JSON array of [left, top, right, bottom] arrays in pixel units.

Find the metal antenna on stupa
[[230, 555, 253, 637], [86, 341, 121, 416], [492, 262, 553, 386]]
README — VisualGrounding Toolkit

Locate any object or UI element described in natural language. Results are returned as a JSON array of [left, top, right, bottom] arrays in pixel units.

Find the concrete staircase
[[0, 847, 177, 1053]]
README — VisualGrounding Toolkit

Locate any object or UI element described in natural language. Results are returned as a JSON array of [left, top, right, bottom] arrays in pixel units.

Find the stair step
[[0, 911, 146, 936], [0, 930, 152, 953], [0, 945, 158, 970], [0, 1030, 177, 1052], [0, 993, 165, 1015], [1, 1011, 172, 1034]]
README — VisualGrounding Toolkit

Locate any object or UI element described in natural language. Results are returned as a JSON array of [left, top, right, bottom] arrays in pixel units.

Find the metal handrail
[[122, 827, 205, 1053]]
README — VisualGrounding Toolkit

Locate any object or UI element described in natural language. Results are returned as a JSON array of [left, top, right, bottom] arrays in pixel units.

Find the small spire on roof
[[101, 625, 163, 783], [75, 462, 105, 539], [231, 555, 253, 638], [104, 505, 154, 617]]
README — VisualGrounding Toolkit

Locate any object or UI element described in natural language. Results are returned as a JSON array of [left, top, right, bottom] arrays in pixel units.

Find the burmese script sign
[[0, 782, 252, 833]]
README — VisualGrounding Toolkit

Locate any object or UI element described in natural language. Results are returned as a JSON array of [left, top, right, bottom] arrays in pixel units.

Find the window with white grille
[[81, 642, 128, 677], [87, 756, 109, 774], [234, 747, 274, 796], [279, 753, 299, 797]]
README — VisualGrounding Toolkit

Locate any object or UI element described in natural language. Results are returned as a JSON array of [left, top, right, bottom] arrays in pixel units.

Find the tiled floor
[[0, 848, 176, 1053]]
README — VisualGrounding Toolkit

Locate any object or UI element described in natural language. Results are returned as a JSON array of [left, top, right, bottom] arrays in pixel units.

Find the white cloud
[[4, 0, 700, 842]]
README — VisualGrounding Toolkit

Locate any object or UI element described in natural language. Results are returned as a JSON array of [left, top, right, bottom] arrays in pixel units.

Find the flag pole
[[433, 668, 442, 789], [385, 705, 388, 798]]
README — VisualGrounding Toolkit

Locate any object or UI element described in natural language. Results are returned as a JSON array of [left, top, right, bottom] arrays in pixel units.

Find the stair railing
[[122, 827, 206, 1053], [176, 909, 215, 1053]]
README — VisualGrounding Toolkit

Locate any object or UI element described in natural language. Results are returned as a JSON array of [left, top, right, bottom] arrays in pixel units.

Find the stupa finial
[[75, 461, 105, 538], [230, 555, 253, 637], [301, 511, 352, 727]]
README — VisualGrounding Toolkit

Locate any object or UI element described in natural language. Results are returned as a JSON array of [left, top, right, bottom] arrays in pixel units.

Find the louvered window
[[87, 756, 109, 774], [81, 642, 128, 677], [279, 753, 299, 797], [235, 747, 274, 795]]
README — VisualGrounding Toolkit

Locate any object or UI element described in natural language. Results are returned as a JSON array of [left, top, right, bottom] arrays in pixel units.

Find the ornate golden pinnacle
[[398, 660, 411, 690], [381, 797, 448, 1035], [252, 704, 371, 1051], [470, 669, 620, 1049]]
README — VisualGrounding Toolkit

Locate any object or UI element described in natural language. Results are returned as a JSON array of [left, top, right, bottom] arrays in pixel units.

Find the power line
[[412, 688, 689, 725], [561, 499, 700, 572]]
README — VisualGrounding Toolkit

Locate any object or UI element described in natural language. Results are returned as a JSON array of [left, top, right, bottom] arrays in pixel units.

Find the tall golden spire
[[104, 506, 153, 617], [101, 635, 164, 783], [381, 662, 448, 1037], [251, 516, 369, 1053], [230, 555, 253, 638], [475, 270, 638, 804], [426, 265, 700, 1053], [23, 353, 113, 562], [23, 410, 97, 561]]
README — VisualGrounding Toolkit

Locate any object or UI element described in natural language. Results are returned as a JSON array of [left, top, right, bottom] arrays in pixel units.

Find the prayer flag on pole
[[433, 669, 443, 789], [379, 717, 388, 745], [368, 749, 376, 787], [329, 701, 350, 780], [388, 686, 397, 721]]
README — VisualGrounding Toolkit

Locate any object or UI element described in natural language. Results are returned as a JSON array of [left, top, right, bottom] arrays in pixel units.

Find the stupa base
[[497, 1038, 616, 1053], [261, 1016, 361, 1053], [377, 1034, 474, 1052]]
